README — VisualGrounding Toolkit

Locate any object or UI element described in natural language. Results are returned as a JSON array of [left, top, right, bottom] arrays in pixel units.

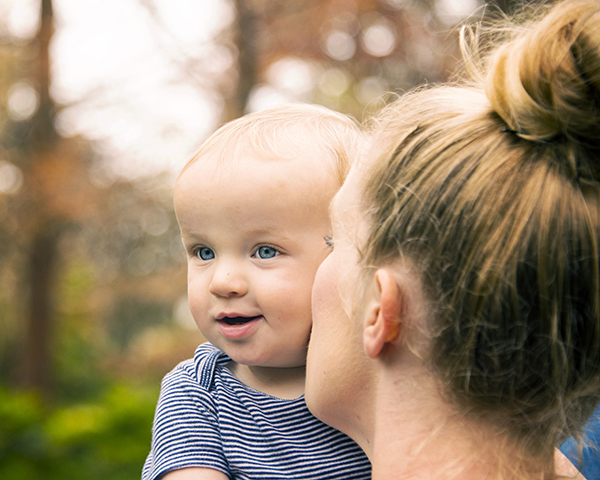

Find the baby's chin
[[221, 347, 307, 371]]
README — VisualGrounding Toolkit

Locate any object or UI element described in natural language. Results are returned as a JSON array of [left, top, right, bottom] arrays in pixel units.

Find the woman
[[305, 1, 600, 478]]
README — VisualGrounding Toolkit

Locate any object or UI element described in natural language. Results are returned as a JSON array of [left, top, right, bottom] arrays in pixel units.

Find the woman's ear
[[363, 269, 401, 359]]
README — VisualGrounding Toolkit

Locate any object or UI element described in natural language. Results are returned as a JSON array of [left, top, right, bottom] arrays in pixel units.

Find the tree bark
[[25, 0, 58, 152], [228, 0, 258, 120], [21, 224, 60, 396], [19, 0, 60, 400]]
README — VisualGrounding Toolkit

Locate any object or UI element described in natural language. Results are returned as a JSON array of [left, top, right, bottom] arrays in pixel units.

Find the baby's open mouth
[[219, 316, 260, 325]]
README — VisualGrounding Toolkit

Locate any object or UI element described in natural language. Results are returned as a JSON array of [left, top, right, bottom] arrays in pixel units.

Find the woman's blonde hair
[[362, 0, 600, 460]]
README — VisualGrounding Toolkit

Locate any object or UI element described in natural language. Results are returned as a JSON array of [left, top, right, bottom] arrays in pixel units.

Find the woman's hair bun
[[485, 0, 600, 145]]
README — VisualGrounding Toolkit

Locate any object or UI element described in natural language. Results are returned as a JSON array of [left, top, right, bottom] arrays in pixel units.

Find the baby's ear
[[363, 269, 402, 359]]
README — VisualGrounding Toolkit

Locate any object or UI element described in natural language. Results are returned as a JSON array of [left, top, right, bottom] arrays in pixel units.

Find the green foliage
[[0, 383, 159, 480], [109, 298, 173, 351], [54, 260, 111, 402]]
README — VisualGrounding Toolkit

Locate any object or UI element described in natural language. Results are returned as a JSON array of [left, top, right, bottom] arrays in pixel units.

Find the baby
[[142, 104, 371, 480]]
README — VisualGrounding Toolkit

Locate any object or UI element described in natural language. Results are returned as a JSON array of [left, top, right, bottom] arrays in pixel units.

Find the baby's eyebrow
[[179, 230, 205, 243], [178, 233, 195, 246]]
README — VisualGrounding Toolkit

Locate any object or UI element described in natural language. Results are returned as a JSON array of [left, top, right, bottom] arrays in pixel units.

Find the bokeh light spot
[[361, 21, 396, 57], [266, 57, 316, 97], [0, 161, 23, 195], [318, 68, 351, 97], [246, 84, 293, 113], [435, 0, 481, 24], [7, 82, 39, 121], [355, 76, 389, 105], [322, 30, 356, 61]]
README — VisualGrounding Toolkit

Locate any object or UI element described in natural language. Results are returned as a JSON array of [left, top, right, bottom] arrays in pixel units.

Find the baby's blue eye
[[256, 246, 279, 259], [196, 247, 215, 260]]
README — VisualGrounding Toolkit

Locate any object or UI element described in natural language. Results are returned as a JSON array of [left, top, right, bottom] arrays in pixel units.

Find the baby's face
[[174, 150, 339, 368]]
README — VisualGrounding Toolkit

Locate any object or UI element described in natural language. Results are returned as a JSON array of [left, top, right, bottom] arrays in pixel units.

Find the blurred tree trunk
[[225, 0, 258, 120], [19, 0, 61, 399], [22, 225, 60, 397]]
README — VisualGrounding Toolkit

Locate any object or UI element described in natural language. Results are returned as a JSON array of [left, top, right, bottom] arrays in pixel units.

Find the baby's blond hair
[[181, 104, 360, 187]]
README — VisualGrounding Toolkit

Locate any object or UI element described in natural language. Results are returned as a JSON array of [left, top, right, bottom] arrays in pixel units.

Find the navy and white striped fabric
[[142, 343, 371, 480]]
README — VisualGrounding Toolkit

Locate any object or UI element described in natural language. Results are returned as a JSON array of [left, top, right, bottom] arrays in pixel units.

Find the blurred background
[[0, 0, 524, 478]]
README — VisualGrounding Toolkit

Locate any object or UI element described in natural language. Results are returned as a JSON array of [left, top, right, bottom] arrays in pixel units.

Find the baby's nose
[[208, 263, 248, 298]]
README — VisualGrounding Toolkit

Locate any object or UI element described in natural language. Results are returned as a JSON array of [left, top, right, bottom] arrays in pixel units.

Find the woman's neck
[[367, 370, 553, 480]]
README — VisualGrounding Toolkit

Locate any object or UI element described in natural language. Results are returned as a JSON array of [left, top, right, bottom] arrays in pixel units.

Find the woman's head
[[308, 0, 600, 459]]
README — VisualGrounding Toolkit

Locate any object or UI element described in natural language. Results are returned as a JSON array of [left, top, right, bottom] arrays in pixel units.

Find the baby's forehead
[[193, 140, 341, 184], [180, 142, 336, 183], [175, 148, 341, 226]]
